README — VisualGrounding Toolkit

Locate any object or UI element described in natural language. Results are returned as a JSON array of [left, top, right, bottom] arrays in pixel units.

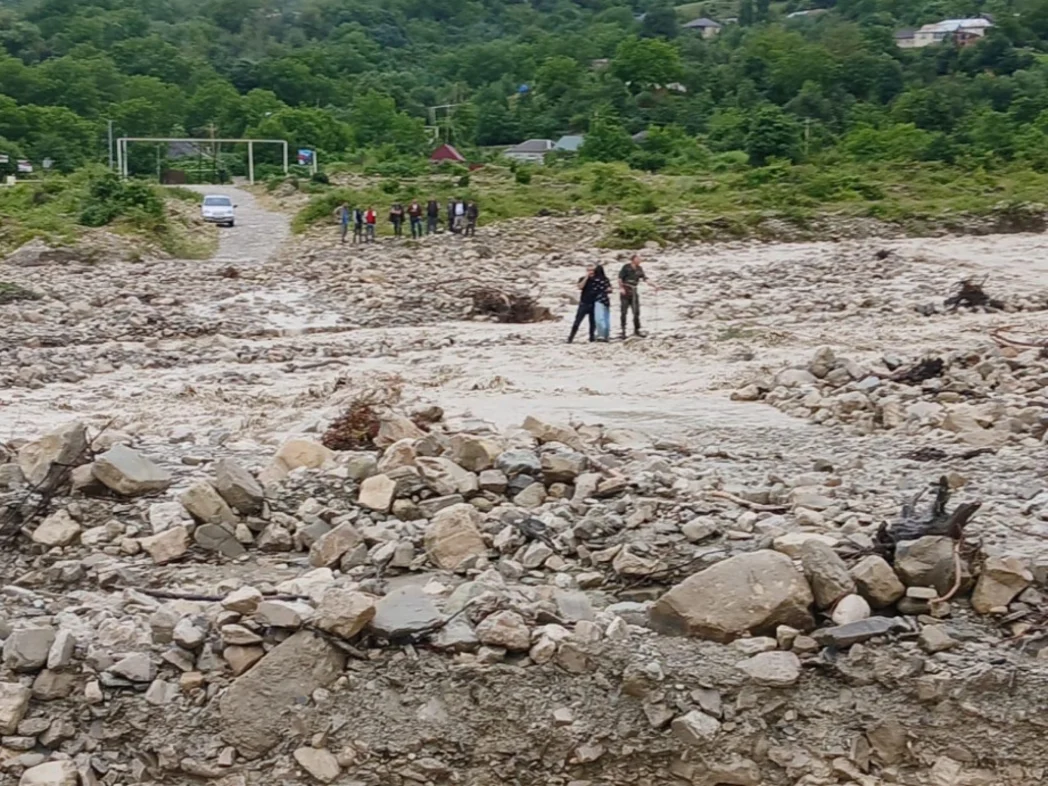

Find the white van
[[201, 194, 236, 227]]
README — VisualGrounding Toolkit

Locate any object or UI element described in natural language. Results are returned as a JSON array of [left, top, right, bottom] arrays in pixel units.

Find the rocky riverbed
[[2, 189, 1048, 786]]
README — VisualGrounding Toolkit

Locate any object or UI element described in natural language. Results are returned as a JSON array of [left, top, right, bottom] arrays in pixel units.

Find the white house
[[897, 17, 993, 49], [504, 139, 555, 164]]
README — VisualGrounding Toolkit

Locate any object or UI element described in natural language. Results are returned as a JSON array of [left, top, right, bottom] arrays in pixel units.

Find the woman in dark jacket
[[568, 264, 603, 343], [591, 264, 612, 341]]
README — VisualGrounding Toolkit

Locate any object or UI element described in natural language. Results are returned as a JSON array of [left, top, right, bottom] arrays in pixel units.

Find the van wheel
[[227, 221, 235, 228]]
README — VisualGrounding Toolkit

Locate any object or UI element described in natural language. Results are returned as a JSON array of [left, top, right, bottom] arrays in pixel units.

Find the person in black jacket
[[425, 198, 440, 234], [568, 263, 605, 343], [464, 201, 479, 236], [389, 203, 405, 237]]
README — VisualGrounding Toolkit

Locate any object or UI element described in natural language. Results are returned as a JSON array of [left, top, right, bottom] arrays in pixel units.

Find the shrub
[[515, 168, 532, 185], [602, 217, 665, 249]]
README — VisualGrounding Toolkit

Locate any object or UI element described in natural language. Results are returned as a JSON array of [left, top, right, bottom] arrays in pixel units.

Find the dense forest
[[3, 0, 1048, 176]]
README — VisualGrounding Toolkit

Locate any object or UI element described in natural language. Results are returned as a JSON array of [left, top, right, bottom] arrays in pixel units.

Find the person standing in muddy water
[[618, 254, 657, 339], [568, 263, 602, 343]]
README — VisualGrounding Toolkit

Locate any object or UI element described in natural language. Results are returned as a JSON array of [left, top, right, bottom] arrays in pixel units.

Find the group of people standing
[[568, 254, 656, 343], [335, 198, 479, 244]]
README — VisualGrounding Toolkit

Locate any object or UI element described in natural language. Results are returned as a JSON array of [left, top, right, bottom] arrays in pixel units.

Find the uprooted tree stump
[[944, 278, 1004, 312], [889, 357, 944, 385], [321, 385, 403, 451], [875, 476, 982, 560], [467, 287, 553, 324]]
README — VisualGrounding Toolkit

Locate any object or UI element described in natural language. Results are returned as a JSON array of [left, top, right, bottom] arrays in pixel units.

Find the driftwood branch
[[707, 490, 788, 513]]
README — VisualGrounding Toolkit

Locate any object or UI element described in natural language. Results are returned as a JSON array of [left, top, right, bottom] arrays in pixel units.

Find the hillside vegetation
[[2, 0, 1048, 174]]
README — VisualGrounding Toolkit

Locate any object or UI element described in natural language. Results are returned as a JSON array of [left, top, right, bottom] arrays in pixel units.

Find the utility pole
[[803, 118, 811, 157], [208, 123, 217, 184], [107, 120, 114, 170]]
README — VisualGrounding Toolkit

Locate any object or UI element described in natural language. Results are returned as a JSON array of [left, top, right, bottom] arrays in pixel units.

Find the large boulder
[[894, 536, 971, 595], [424, 503, 487, 572], [649, 550, 814, 642], [92, 445, 172, 496], [18, 421, 88, 488], [215, 459, 265, 515], [220, 631, 345, 758]]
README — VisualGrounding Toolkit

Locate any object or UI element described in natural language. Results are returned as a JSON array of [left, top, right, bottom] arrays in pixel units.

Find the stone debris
[[2, 393, 1048, 785]]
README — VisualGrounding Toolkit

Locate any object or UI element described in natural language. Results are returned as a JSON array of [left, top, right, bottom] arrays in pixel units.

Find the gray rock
[[496, 449, 541, 477], [215, 458, 265, 514], [180, 481, 237, 525], [18, 421, 88, 488], [255, 600, 314, 629], [92, 445, 172, 496], [895, 536, 971, 595], [194, 523, 247, 557], [671, 710, 721, 744], [417, 494, 465, 519], [736, 651, 801, 687], [0, 682, 32, 734], [18, 760, 79, 786], [424, 503, 487, 572], [3, 627, 56, 672], [370, 587, 443, 639], [801, 540, 855, 609], [220, 631, 345, 758], [813, 616, 902, 648], [309, 522, 364, 568], [850, 555, 905, 607], [293, 747, 342, 783], [650, 550, 814, 642], [919, 625, 958, 654], [478, 470, 508, 494], [541, 451, 588, 483], [108, 652, 155, 682], [554, 590, 594, 622], [31, 510, 81, 548]]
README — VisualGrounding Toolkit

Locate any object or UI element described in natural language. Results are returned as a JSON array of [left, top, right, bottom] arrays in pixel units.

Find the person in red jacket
[[364, 206, 377, 243]]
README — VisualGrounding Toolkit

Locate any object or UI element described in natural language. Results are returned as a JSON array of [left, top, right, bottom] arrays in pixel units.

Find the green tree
[[745, 104, 801, 165], [611, 37, 683, 92], [640, 4, 679, 40], [579, 114, 634, 162]]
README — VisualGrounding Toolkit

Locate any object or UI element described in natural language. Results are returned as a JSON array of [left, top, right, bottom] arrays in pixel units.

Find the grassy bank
[[287, 161, 1048, 248], [0, 169, 217, 259]]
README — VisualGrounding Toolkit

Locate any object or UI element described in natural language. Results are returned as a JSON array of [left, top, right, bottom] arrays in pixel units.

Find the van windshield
[[203, 196, 232, 206]]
